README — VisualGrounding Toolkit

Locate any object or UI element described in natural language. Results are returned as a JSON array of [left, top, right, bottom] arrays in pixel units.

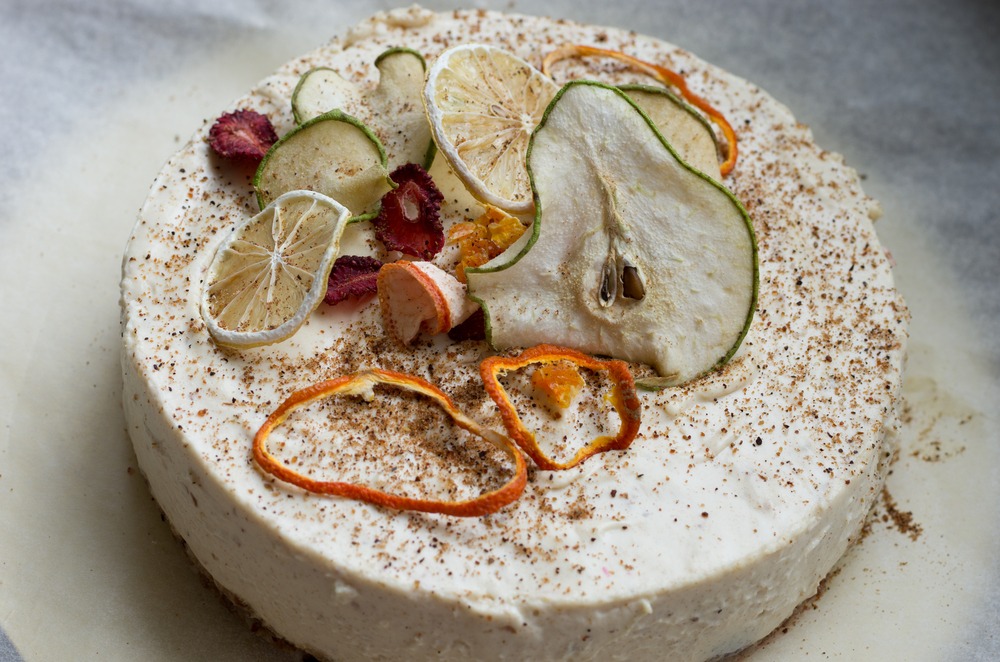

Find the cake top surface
[[120, 6, 907, 608]]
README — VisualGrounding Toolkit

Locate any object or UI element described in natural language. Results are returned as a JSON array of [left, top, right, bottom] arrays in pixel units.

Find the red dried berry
[[208, 109, 278, 164], [325, 255, 383, 306], [373, 164, 445, 259], [447, 307, 486, 342]]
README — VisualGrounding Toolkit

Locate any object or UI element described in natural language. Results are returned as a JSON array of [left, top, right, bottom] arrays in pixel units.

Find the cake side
[[120, 7, 908, 661]]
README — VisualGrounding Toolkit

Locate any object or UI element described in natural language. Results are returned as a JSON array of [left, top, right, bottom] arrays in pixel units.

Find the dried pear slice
[[253, 109, 393, 220], [466, 81, 757, 387], [291, 48, 434, 170], [620, 84, 721, 180]]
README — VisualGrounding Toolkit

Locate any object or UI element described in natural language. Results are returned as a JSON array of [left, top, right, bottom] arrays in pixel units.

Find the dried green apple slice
[[620, 84, 721, 180], [466, 81, 757, 387], [253, 109, 393, 220], [291, 48, 434, 170]]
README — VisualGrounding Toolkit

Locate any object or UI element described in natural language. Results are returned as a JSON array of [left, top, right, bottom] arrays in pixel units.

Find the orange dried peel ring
[[480, 345, 642, 471], [542, 44, 738, 176], [253, 368, 527, 517]]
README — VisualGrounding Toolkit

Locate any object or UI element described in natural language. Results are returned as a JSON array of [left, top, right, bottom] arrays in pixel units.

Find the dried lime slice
[[620, 84, 721, 180], [292, 48, 434, 170], [423, 44, 558, 214], [201, 190, 352, 348], [466, 81, 757, 386], [253, 110, 393, 220]]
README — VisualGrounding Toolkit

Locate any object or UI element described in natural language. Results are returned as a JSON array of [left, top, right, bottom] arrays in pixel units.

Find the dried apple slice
[[291, 48, 435, 170], [377, 261, 479, 344], [466, 81, 757, 387], [253, 110, 393, 219], [620, 84, 721, 180]]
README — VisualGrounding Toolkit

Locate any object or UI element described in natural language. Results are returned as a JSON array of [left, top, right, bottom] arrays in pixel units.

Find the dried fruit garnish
[[373, 163, 444, 258], [531, 362, 585, 410], [252, 369, 527, 517], [541, 44, 738, 176], [449, 206, 527, 283], [208, 109, 278, 164], [377, 260, 478, 344], [480, 345, 642, 471], [325, 255, 382, 306]]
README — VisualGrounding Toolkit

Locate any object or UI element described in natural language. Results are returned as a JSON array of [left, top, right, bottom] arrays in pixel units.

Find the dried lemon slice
[[424, 44, 558, 214], [201, 190, 351, 348]]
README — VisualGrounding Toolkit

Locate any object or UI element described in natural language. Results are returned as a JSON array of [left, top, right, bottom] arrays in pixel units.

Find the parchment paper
[[1, 0, 998, 660]]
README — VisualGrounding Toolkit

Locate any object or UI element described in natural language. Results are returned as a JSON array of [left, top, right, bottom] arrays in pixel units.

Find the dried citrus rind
[[480, 344, 641, 471], [291, 48, 435, 170], [201, 190, 352, 348], [253, 109, 393, 219], [253, 369, 527, 517], [542, 43, 738, 176]]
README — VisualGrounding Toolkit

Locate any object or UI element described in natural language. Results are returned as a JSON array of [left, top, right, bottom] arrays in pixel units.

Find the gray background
[[1, 0, 997, 660]]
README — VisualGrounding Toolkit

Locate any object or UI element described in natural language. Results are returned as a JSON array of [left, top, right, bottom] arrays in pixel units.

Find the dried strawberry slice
[[373, 164, 444, 259], [447, 307, 486, 341], [325, 255, 382, 306], [208, 109, 278, 164]]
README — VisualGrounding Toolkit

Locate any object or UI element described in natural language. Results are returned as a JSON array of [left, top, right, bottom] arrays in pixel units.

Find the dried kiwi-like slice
[[253, 110, 393, 220], [292, 48, 434, 170]]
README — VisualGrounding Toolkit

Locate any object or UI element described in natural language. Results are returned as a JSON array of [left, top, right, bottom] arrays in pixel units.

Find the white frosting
[[120, 7, 908, 661]]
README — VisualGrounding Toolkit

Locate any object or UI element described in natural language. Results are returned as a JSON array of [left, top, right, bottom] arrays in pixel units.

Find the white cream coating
[[120, 7, 908, 661]]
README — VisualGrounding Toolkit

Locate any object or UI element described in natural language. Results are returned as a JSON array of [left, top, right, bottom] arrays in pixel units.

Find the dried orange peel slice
[[252, 368, 527, 517], [542, 44, 738, 176], [480, 345, 642, 471]]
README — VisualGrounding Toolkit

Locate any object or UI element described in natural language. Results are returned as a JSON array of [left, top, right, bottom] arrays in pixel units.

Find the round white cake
[[120, 7, 908, 661]]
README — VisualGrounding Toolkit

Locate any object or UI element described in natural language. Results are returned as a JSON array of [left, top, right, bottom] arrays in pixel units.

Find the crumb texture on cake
[[120, 7, 908, 661]]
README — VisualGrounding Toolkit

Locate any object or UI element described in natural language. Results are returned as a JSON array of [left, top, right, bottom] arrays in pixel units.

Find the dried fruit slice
[[531, 362, 585, 411], [201, 190, 352, 348], [542, 44, 738, 176], [325, 255, 382, 306], [620, 84, 720, 180], [253, 110, 393, 219], [253, 369, 527, 517], [372, 163, 445, 259], [208, 109, 278, 164], [424, 44, 558, 214], [378, 261, 478, 344], [466, 82, 757, 386], [480, 345, 641, 471], [292, 48, 435, 170], [448, 206, 528, 282]]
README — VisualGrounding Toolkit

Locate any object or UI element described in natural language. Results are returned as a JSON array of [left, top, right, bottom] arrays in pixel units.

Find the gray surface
[[1, 0, 997, 660], [0, 631, 18, 662]]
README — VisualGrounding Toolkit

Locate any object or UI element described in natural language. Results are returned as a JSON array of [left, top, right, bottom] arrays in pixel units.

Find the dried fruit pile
[[200, 41, 757, 515]]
